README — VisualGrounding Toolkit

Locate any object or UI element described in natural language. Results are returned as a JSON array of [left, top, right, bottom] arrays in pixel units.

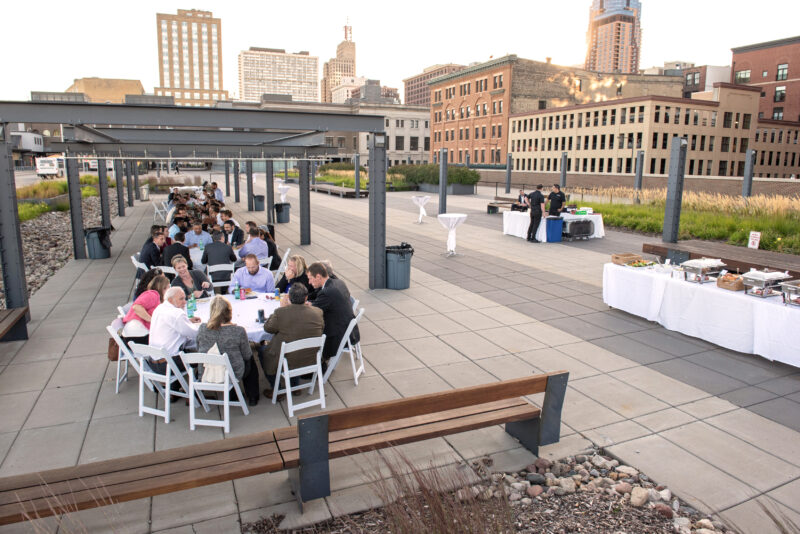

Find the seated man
[[167, 187, 180, 206], [220, 209, 240, 230], [237, 228, 271, 259], [162, 231, 193, 271], [201, 231, 236, 285], [511, 189, 528, 212], [307, 261, 359, 364], [212, 181, 225, 203], [260, 284, 324, 398], [229, 254, 275, 294], [138, 229, 165, 277], [223, 220, 244, 247], [148, 287, 201, 393], [184, 220, 213, 249]]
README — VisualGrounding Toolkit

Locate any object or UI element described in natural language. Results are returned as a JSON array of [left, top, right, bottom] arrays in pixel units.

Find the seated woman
[[133, 267, 164, 300], [196, 296, 260, 406], [121, 274, 170, 346], [170, 255, 212, 299], [276, 254, 313, 294], [258, 228, 282, 270]]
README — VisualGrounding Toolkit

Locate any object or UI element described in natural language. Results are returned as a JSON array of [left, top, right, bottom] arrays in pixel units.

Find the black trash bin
[[85, 227, 112, 259], [253, 194, 265, 211], [386, 242, 414, 290], [275, 202, 290, 223]]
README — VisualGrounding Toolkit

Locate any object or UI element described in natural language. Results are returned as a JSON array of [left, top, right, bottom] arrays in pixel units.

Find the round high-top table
[[437, 213, 468, 256], [277, 185, 291, 203], [411, 195, 431, 224], [194, 293, 280, 342]]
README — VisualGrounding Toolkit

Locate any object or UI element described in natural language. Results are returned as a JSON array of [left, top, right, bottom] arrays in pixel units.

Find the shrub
[[81, 186, 98, 198], [54, 201, 71, 212], [318, 162, 366, 173], [17, 181, 69, 199], [18, 202, 51, 222], [389, 164, 480, 185]]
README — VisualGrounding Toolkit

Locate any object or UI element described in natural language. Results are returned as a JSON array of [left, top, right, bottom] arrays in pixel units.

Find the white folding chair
[[179, 351, 249, 433], [160, 266, 177, 279], [272, 248, 290, 281], [273, 335, 326, 418], [117, 302, 132, 319], [128, 343, 210, 423], [206, 263, 235, 290], [317, 308, 366, 389], [257, 256, 272, 270], [106, 318, 146, 394], [350, 297, 360, 315], [153, 201, 167, 222], [131, 254, 148, 281]]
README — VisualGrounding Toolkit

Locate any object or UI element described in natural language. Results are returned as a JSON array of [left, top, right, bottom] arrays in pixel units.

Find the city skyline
[[2, 0, 799, 102]]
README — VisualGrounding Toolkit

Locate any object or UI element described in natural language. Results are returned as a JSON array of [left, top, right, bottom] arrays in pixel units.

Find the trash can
[[253, 194, 265, 211], [139, 185, 150, 201], [85, 227, 112, 259], [546, 217, 563, 243], [275, 202, 290, 223], [386, 243, 414, 290]]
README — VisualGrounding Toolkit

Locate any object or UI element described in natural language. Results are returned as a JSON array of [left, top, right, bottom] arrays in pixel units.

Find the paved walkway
[[0, 180, 798, 533]]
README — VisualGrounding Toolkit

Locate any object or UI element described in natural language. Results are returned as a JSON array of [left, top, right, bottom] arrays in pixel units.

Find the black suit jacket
[[201, 242, 236, 281], [224, 227, 244, 247], [138, 241, 162, 277], [162, 242, 192, 270], [312, 278, 360, 359]]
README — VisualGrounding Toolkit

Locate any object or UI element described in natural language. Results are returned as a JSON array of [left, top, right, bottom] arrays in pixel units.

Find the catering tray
[[780, 280, 800, 306], [742, 270, 791, 298], [717, 273, 745, 291], [612, 253, 642, 266], [681, 258, 726, 284]]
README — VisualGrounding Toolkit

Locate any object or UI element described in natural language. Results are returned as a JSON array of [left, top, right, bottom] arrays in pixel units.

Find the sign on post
[[748, 231, 761, 249]]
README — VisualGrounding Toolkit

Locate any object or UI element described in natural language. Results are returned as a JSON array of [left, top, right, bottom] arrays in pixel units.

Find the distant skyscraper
[[585, 0, 642, 74], [320, 24, 356, 103], [154, 9, 229, 106], [238, 48, 319, 102]]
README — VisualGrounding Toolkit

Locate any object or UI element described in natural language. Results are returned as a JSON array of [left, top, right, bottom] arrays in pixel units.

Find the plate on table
[[625, 260, 656, 268]]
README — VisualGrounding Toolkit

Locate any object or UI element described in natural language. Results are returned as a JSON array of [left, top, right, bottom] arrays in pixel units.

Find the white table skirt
[[502, 211, 605, 242], [277, 185, 290, 203], [602, 262, 800, 367], [437, 213, 468, 253], [411, 195, 431, 223], [194, 294, 280, 343]]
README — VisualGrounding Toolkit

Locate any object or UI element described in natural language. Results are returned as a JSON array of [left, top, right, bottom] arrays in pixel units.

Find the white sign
[[748, 231, 761, 249]]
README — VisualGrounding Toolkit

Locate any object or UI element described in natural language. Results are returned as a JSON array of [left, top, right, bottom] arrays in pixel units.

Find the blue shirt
[[229, 265, 275, 294], [214, 188, 224, 202], [168, 223, 181, 240], [185, 230, 212, 248], [238, 237, 271, 259]]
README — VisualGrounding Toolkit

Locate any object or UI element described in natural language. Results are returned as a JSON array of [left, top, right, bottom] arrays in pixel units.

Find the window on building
[[775, 86, 786, 102], [740, 138, 749, 153], [498, 125, 502, 137], [777, 63, 788, 81], [424, 137, 430, 151], [654, 106, 660, 123], [723, 112, 733, 128], [538, 100, 547, 110], [773, 107, 784, 120], [719, 161, 728, 176], [734, 70, 751, 84], [492, 102, 497, 114], [481, 126, 486, 139]]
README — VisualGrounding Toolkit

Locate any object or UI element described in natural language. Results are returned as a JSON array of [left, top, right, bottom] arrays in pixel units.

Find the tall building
[[732, 35, 800, 122], [331, 76, 366, 104], [350, 80, 400, 105], [585, 0, 642, 74], [238, 47, 318, 102], [320, 24, 356, 103], [65, 78, 144, 103], [154, 9, 229, 106], [403, 64, 465, 107]]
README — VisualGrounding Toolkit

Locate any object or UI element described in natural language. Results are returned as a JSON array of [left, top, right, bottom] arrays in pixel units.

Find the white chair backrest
[[161, 266, 177, 277], [180, 351, 235, 382], [257, 256, 272, 269], [350, 297, 360, 315], [131, 254, 148, 271], [334, 308, 364, 356], [117, 302, 132, 318], [207, 263, 234, 274], [128, 342, 169, 362], [107, 320, 135, 361], [280, 335, 325, 358], [273, 248, 290, 280]]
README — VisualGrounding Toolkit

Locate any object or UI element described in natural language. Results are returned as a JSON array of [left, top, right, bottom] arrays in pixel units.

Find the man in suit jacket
[[201, 231, 236, 284], [137, 231, 164, 278], [261, 284, 324, 397], [307, 261, 359, 362], [162, 232, 193, 272], [223, 220, 244, 247]]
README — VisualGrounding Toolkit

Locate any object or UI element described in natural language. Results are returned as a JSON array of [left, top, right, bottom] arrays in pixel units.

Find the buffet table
[[602, 262, 800, 366], [503, 211, 605, 241], [194, 294, 280, 343]]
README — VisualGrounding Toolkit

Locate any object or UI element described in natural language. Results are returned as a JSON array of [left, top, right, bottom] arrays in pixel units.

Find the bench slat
[[281, 404, 540, 468], [0, 308, 27, 339]]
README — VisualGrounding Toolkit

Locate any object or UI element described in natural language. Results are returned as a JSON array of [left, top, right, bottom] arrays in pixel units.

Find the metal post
[[133, 161, 140, 200], [0, 138, 30, 324], [66, 158, 87, 260], [634, 150, 644, 190], [438, 148, 448, 214], [114, 160, 125, 216], [742, 148, 756, 198], [233, 160, 240, 203], [266, 160, 275, 224], [368, 135, 387, 290], [354, 153, 360, 197], [224, 159, 230, 197], [505, 153, 512, 194], [311, 161, 316, 185], [560, 152, 568, 189], [125, 160, 134, 207], [299, 160, 311, 245], [662, 137, 688, 243], [284, 160, 289, 181], [156, 160, 161, 178], [97, 158, 111, 228], [245, 160, 254, 211]]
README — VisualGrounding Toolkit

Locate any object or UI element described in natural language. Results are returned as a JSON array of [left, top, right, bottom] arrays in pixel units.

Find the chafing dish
[[681, 258, 726, 284], [742, 270, 791, 298], [780, 280, 800, 306]]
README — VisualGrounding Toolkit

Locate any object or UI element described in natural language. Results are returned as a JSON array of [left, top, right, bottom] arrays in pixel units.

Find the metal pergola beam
[[46, 143, 333, 159], [368, 135, 387, 290], [65, 127, 325, 147], [299, 161, 311, 245], [0, 139, 29, 322], [266, 160, 275, 224], [65, 159, 87, 260]]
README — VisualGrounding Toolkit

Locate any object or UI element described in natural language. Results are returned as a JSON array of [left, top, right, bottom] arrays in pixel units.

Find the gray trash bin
[[275, 202, 290, 223], [253, 194, 265, 211], [85, 227, 112, 259], [139, 185, 150, 201], [386, 242, 414, 290]]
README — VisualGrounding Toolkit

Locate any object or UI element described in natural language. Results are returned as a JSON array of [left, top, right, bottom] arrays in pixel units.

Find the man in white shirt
[[149, 287, 201, 358], [212, 182, 224, 203]]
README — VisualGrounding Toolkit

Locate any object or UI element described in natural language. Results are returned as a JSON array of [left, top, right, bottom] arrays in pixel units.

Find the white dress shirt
[[149, 300, 199, 356]]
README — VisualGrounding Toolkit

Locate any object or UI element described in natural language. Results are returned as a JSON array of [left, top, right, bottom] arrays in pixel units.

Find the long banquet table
[[194, 293, 280, 342], [602, 262, 800, 367], [503, 211, 605, 241]]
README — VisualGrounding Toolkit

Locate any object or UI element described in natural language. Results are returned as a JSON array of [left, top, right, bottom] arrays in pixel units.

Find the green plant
[[389, 164, 480, 185], [81, 186, 98, 198], [17, 181, 69, 199], [53, 201, 71, 212], [318, 162, 366, 173], [18, 203, 51, 222]]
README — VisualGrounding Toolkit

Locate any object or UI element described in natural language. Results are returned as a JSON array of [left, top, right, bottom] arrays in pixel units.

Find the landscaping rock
[[630, 487, 649, 507], [695, 519, 715, 530], [533, 458, 552, 473], [616, 465, 639, 477], [659, 488, 672, 502], [527, 485, 544, 498], [558, 478, 577, 494], [526, 473, 546, 485], [654, 503, 673, 518], [614, 482, 632, 494], [509, 491, 521, 502]]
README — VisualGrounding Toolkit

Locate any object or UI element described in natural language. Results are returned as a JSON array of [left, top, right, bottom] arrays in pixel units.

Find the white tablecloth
[[502, 211, 605, 242], [411, 195, 431, 223], [602, 262, 800, 367], [189, 248, 205, 272], [437, 213, 468, 254], [194, 294, 280, 343], [277, 185, 290, 203]]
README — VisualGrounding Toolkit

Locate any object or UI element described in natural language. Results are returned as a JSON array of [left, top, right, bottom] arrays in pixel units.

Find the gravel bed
[[0, 194, 118, 309]]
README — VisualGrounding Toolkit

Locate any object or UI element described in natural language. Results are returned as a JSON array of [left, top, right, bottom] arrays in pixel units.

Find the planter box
[[417, 183, 476, 195]]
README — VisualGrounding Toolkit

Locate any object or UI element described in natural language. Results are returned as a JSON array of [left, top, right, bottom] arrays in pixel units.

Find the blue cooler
[[546, 217, 563, 243]]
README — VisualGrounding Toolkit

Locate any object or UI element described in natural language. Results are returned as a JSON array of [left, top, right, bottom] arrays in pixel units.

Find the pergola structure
[[0, 102, 389, 325]]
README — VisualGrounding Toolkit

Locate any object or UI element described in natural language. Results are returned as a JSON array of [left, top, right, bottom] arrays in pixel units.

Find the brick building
[[732, 35, 800, 122], [65, 78, 144, 104], [428, 55, 683, 166], [682, 65, 730, 98], [508, 83, 800, 179], [403, 64, 464, 107]]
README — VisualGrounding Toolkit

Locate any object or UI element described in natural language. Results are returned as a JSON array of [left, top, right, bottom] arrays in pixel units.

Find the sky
[[2, 0, 799, 102]]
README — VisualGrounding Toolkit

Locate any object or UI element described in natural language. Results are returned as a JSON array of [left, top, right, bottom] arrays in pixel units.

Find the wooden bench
[[0, 307, 28, 342], [311, 184, 369, 198], [643, 240, 800, 279], [0, 372, 567, 524]]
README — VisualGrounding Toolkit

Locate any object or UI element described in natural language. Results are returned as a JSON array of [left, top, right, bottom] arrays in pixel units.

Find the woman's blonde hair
[[207, 296, 232, 330], [148, 274, 170, 300], [171, 255, 188, 268], [290, 255, 307, 276]]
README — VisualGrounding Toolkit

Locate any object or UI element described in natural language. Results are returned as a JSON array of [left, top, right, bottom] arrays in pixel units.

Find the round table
[[277, 185, 290, 203], [437, 213, 468, 256], [411, 195, 431, 224], [194, 293, 280, 342]]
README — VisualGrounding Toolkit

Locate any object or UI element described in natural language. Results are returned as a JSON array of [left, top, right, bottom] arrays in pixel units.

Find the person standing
[[526, 184, 546, 243], [548, 184, 566, 216]]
